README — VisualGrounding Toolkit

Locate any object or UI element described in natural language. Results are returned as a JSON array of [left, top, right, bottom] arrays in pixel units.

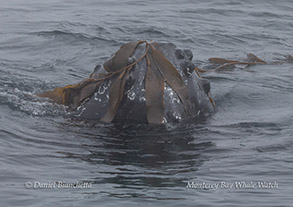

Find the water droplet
[[107, 80, 111, 87], [163, 117, 167, 124], [94, 92, 99, 100], [98, 86, 106, 94], [127, 91, 136, 100], [76, 107, 86, 117], [139, 96, 146, 102], [172, 97, 180, 104]]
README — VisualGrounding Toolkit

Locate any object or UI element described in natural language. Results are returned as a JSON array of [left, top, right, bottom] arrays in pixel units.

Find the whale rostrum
[[38, 41, 215, 124]]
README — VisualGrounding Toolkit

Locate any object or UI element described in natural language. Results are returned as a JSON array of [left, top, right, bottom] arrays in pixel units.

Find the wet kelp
[[197, 54, 293, 72], [39, 40, 291, 124], [39, 41, 194, 124]]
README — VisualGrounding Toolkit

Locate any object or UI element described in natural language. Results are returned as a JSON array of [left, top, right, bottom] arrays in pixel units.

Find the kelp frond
[[38, 40, 195, 124], [198, 53, 292, 73]]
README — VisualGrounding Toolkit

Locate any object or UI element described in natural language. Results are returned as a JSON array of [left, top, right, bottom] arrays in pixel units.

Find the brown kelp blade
[[38, 85, 74, 104], [149, 43, 190, 112], [103, 41, 139, 72], [63, 79, 104, 109], [286, 55, 293, 62], [38, 79, 102, 110], [208, 58, 240, 64], [247, 53, 266, 63], [101, 69, 130, 123], [145, 53, 164, 124]]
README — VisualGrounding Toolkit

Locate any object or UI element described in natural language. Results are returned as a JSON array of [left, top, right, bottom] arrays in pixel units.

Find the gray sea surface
[[0, 0, 293, 206]]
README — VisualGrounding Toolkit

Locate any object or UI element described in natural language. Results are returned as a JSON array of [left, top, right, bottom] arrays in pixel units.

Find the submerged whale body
[[39, 41, 215, 124]]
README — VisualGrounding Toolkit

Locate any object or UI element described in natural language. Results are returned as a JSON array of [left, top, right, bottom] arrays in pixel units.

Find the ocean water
[[0, 0, 293, 206]]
